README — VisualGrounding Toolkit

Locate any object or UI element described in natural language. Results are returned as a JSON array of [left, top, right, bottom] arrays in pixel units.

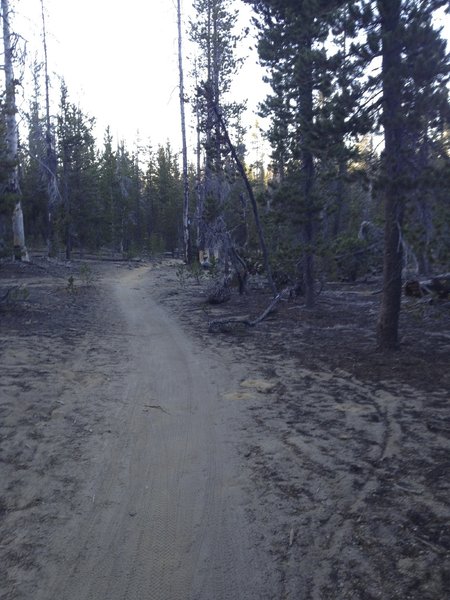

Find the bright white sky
[[15, 0, 268, 155], [12, 1, 450, 157]]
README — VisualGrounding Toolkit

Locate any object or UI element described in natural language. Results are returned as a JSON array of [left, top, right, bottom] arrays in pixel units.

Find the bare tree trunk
[[195, 68, 205, 262], [299, 33, 315, 308], [177, 0, 190, 264], [40, 0, 58, 257], [62, 143, 71, 260], [376, 0, 404, 350], [332, 157, 347, 238], [1, 0, 29, 261]]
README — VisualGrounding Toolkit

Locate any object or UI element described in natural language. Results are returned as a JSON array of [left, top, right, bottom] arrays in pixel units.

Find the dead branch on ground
[[208, 289, 288, 333], [404, 274, 450, 300], [203, 84, 277, 296]]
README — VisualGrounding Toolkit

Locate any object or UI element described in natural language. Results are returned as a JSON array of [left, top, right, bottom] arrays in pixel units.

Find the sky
[[15, 0, 268, 154], [11, 0, 450, 157]]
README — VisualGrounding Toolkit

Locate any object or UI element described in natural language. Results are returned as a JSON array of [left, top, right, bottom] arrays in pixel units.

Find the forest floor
[[0, 256, 449, 600]]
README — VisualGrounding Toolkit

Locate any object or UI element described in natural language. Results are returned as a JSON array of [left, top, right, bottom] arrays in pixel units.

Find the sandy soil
[[1, 258, 449, 600]]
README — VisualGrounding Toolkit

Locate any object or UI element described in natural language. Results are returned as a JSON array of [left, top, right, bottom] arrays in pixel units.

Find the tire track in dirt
[[234, 360, 449, 599]]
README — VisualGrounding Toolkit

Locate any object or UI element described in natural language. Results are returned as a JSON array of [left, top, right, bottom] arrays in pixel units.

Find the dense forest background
[[0, 0, 449, 348]]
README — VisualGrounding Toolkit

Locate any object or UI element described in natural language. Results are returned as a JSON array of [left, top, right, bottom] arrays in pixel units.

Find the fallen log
[[404, 274, 450, 299], [208, 290, 286, 333]]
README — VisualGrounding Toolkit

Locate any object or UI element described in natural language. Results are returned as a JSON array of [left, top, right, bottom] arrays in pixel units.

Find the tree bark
[[177, 0, 191, 264], [376, 0, 404, 350], [1, 0, 29, 261], [299, 33, 315, 309]]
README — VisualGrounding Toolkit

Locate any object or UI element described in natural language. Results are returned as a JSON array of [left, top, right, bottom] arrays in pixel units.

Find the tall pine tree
[[190, 0, 245, 262], [247, 0, 352, 306]]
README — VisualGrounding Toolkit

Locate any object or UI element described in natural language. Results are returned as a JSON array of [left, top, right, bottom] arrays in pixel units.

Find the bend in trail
[[40, 265, 269, 600]]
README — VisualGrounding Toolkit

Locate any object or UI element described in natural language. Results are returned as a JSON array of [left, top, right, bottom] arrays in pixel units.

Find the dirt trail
[[1, 259, 449, 600], [32, 265, 268, 600]]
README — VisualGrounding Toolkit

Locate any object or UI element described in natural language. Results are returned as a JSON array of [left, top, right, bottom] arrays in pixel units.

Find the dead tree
[[1, 0, 29, 261], [40, 0, 59, 256], [376, 0, 404, 350], [204, 85, 277, 296], [177, 0, 190, 264]]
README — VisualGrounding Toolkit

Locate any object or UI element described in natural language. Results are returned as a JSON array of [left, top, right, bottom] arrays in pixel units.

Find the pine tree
[[248, 0, 449, 346], [56, 82, 98, 258], [190, 0, 245, 261], [114, 141, 137, 255], [177, 0, 191, 263], [247, 0, 351, 306], [374, 0, 405, 349], [151, 143, 183, 254], [401, 4, 450, 275], [373, 0, 449, 349], [21, 62, 48, 247], [98, 127, 119, 250]]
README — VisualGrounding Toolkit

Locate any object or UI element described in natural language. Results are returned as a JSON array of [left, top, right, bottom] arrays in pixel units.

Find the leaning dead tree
[[204, 84, 277, 296], [1, 0, 29, 261]]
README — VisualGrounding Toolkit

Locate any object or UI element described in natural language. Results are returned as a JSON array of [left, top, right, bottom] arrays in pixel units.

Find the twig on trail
[[208, 289, 288, 333], [143, 404, 170, 415], [289, 528, 295, 548], [414, 534, 447, 556]]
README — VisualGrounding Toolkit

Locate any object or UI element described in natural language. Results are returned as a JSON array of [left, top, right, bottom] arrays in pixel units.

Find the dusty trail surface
[[1, 258, 449, 600], [41, 266, 266, 600], [1, 263, 269, 600]]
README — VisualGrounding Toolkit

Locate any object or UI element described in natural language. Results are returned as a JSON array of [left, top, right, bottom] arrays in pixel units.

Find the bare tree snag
[[205, 87, 277, 296], [177, 0, 191, 264], [376, 0, 404, 350], [1, 0, 29, 261]]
